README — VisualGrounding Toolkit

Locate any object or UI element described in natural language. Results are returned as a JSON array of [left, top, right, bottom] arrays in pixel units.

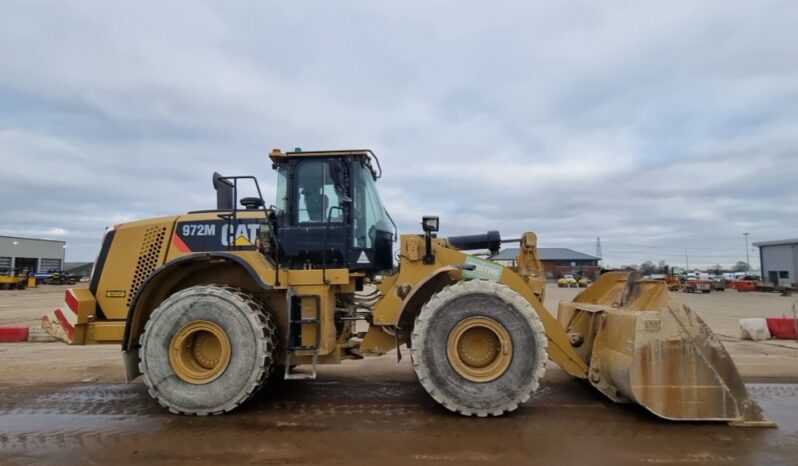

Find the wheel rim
[[447, 316, 513, 382], [169, 320, 231, 384]]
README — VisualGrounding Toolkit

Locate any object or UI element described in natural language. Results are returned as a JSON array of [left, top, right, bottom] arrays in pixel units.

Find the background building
[[64, 262, 94, 277], [0, 235, 66, 273], [489, 247, 601, 279], [752, 238, 797, 287]]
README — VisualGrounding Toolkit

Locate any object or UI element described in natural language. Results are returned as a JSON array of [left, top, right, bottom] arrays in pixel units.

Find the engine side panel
[[93, 217, 177, 320]]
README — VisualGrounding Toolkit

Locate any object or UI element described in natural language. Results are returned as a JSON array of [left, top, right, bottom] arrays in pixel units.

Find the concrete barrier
[[41, 289, 79, 344], [0, 326, 30, 342], [767, 318, 798, 340], [740, 318, 771, 341], [27, 325, 58, 342], [0, 325, 58, 343]]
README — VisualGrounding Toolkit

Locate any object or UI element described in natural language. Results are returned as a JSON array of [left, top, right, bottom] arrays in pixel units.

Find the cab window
[[352, 161, 392, 248], [295, 160, 343, 223]]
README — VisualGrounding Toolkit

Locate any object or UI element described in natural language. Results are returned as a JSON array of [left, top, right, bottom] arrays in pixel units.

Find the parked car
[[558, 274, 578, 288], [682, 277, 711, 293], [711, 277, 726, 291]]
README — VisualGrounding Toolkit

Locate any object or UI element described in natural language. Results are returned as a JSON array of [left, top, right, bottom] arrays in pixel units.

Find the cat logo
[[176, 219, 260, 252], [234, 235, 253, 247], [357, 251, 370, 264]]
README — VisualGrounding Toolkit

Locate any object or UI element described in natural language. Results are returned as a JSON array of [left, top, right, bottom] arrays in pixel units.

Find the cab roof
[[269, 148, 374, 163], [268, 148, 382, 178]]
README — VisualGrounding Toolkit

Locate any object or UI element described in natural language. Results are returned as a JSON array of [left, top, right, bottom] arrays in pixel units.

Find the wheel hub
[[169, 320, 231, 384], [447, 316, 513, 382]]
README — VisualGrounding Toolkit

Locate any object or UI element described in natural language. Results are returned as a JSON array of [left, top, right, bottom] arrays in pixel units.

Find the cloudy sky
[[1, 1, 797, 269]]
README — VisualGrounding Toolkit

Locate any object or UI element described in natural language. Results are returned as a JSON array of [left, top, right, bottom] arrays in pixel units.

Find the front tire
[[139, 285, 277, 415], [411, 280, 548, 417]]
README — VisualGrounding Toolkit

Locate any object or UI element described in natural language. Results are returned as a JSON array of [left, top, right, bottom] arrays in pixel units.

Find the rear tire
[[139, 285, 277, 415], [411, 280, 548, 417]]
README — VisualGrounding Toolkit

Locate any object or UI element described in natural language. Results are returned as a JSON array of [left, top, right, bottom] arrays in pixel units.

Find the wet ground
[[2, 285, 797, 464], [1, 367, 797, 466]]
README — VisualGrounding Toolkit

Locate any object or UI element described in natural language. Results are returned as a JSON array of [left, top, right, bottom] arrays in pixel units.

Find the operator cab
[[269, 149, 395, 272]]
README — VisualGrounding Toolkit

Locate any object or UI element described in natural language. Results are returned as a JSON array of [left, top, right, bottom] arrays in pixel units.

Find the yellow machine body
[[0, 271, 28, 290], [48, 222, 769, 424], [43, 148, 770, 425]]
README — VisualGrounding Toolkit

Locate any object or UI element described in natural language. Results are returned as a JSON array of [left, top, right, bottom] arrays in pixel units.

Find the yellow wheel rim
[[447, 316, 513, 383], [169, 320, 231, 384]]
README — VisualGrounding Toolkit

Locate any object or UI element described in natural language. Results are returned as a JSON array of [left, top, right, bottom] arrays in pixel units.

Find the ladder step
[[283, 352, 319, 380], [284, 294, 321, 380], [284, 372, 317, 381], [291, 319, 319, 324]]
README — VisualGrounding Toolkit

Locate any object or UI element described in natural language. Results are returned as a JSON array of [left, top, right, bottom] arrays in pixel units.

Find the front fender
[[395, 265, 459, 333]]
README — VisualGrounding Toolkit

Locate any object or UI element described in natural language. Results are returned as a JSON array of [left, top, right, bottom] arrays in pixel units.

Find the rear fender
[[122, 252, 274, 351]]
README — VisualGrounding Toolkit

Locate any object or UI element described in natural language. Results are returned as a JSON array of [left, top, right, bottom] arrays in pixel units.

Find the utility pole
[[596, 236, 602, 264], [685, 249, 689, 271], [743, 233, 750, 269]]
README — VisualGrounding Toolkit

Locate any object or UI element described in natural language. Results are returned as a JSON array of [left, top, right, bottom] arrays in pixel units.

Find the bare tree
[[640, 261, 657, 275], [732, 261, 750, 272]]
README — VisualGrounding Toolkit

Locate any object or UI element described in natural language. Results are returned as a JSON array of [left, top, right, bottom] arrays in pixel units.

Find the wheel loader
[[44, 148, 771, 425], [0, 268, 28, 290]]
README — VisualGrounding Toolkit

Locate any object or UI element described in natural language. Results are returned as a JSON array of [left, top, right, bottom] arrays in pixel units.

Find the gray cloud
[[1, 1, 797, 269]]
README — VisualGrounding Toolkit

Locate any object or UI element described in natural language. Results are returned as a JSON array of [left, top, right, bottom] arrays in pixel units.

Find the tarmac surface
[[1, 284, 798, 465]]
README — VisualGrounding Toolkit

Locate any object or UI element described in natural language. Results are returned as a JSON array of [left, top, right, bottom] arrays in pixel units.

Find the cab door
[[276, 159, 350, 269]]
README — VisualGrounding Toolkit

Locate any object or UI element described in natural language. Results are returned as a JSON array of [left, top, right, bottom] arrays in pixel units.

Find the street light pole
[[743, 233, 750, 269]]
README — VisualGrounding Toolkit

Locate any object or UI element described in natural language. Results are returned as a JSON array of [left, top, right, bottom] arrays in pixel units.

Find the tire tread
[[138, 284, 277, 415], [410, 279, 548, 417]]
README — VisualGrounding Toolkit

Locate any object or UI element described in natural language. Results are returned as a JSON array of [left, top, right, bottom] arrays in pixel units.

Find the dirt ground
[[1, 283, 797, 465]]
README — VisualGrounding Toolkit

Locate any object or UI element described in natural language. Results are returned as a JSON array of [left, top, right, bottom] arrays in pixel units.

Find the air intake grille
[[127, 226, 167, 306]]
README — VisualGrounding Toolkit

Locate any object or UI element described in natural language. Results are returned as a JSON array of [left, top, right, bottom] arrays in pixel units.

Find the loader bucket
[[558, 272, 773, 426]]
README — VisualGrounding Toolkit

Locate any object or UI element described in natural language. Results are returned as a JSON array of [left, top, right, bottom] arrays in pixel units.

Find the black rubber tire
[[139, 285, 277, 415], [411, 280, 548, 417]]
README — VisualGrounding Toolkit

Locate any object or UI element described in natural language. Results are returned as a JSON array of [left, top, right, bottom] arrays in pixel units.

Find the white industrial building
[[753, 238, 798, 287], [0, 235, 66, 273]]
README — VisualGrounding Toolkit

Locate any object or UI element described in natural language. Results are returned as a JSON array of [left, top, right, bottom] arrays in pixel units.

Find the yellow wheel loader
[[45, 149, 770, 424], [0, 268, 28, 290]]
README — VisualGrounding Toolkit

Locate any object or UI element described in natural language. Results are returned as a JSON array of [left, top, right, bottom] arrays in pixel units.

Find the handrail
[[322, 206, 344, 285]]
